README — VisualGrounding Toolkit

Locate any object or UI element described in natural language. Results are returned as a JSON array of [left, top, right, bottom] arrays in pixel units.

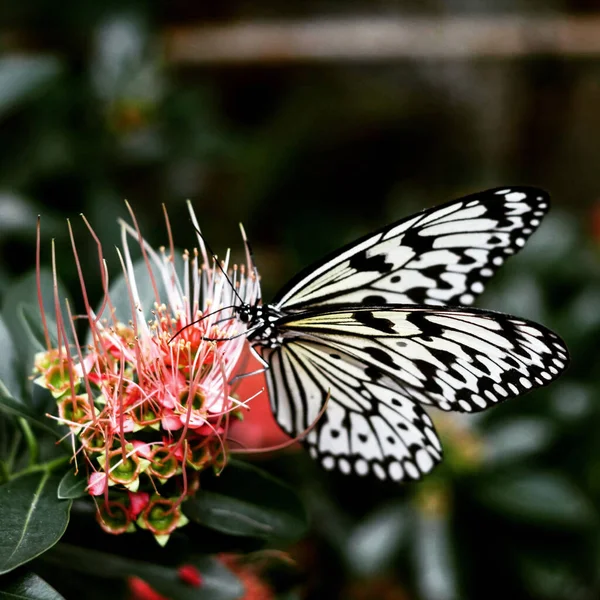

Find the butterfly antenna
[[168, 304, 236, 344], [188, 221, 245, 307], [239, 223, 262, 303]]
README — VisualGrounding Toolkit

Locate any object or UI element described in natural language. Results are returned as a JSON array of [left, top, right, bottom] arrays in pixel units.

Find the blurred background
[[2, 2, 600, 599]]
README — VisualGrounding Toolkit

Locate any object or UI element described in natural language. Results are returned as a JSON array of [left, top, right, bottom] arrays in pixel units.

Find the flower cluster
[[33, 202, 261, 544]]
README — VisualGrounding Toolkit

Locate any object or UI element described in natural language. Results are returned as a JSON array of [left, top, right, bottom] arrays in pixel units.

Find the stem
[[12, 455, 69, 479], [19, 417, 39, 467], [0, 460, 9, 484], [6, 429, 22, 471]]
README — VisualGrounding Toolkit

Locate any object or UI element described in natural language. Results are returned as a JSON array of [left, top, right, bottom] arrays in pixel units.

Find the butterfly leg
[[228, 344, 269, 385]]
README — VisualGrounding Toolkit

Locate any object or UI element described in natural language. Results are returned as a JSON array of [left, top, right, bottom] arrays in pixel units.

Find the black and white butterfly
[[236, 187, 569, 482]]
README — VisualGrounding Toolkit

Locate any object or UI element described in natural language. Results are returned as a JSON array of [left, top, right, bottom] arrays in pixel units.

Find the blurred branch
[[165, 15, 600, 64]]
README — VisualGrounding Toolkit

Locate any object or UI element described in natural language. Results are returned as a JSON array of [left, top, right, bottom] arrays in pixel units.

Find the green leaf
[[42, 544, 243, 600], [0, 395, 60, 438], [413, 510, 459, 600], [0, 56, 62, 117], [0, 472, 71, 575], [483, 418, 555, 466], [344, 503, 408, 576], [0, 571, 64, 599], [185, 460, 307, 540], [477, 472, 596, 527], [0, 317, 20, 399], [19, 307, 51, 356], [56, 470, 87, 500], [2, 270, 73, 379]]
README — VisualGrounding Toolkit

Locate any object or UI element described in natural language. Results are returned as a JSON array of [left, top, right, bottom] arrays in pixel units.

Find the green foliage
[[185, 460, 308, 540], [0, 571, 64, 600], [0, 472, 71, 575]]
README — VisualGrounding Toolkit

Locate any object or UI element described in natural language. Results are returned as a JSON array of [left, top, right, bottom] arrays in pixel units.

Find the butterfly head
[[236, 303, 285, 348], [236, 303, 254, 324]]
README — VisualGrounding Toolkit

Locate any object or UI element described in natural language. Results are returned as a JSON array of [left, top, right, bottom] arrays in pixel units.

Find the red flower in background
[[228, 353, 293, 452]]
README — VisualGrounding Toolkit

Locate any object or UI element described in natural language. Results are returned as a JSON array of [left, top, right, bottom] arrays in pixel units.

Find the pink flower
[[127, 491, 150, 519], [35, 202, 262, 541], [88, 471, 107, 496]]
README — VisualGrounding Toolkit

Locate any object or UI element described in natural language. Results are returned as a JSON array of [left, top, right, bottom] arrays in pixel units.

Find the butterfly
[[236, 187, 569, 482]]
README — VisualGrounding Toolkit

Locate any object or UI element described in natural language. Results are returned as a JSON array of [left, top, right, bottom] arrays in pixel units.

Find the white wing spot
[[322, 456, 335, 470], [355, 459, 369, 476], [416, 449, 435, 473], [506, 192, 527, 202], [494, 384, 508, 397], [472, 394, 487, 408], [460, 294, 474, 304], [338, 458, 351, 474], [481, 268, 494, 276], [459, 400, 473, 411], [471, 282, 484, 293], [388, 462, 404, 481], [519, 377, 533, 389], [404, 461, 420, 479], [484, 390, 497, 402], [373, 463, 386, 480], [492, 257, 504, 266]]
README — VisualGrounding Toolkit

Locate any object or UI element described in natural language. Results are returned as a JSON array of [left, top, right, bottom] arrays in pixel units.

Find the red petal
[[177, 564, 203, 587], [127, 577, 169, 600]]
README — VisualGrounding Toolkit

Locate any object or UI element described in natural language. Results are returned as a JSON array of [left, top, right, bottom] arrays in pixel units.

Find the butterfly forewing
[[263, 340, 442, 481], [273, 187, 549, 310]]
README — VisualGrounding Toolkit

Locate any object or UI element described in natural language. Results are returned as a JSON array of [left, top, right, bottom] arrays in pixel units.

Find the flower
[[34, 202, 262, 542], [219, 554, 274, 600], [126, 577, 169, 600]]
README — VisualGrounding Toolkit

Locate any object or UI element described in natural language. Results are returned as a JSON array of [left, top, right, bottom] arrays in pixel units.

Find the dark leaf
[[0, 317, 20, 399], [345, 503, 408, 576], [0, 395, 60, 438], [56, 471, 87, 500], [413, 510, 459, 600], [0, 571, 64, 599], [0, 472, 71, 575], [0, 56, 62, 116], [477, 472, 596, 527], [2, 270, 73, 381], [42, 544, 243, 600], [185, 460, 307, 540]]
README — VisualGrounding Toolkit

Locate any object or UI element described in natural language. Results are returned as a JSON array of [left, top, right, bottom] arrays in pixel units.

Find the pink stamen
[[35, 216, 51, 350]]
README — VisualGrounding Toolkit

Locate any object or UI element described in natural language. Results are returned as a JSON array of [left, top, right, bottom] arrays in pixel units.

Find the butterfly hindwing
[[275, 306, 570, 414], [273, 187, 549, 310], [263, 340, 442, 481]]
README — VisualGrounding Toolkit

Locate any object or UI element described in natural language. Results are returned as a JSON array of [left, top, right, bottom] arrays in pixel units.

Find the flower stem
[[6, 428, 22, 472], [12, 455, 69, 479], [0, 460, 9, 484], [19, 417, 39, 467]]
